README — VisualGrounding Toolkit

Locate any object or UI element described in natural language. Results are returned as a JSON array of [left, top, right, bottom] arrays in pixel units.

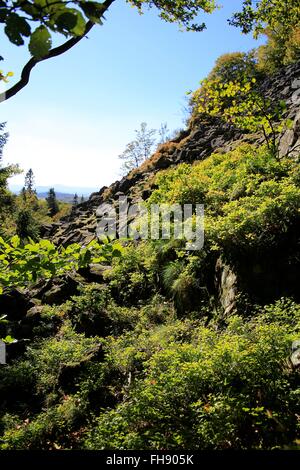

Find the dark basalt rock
[[78, 264, 111, 283], [291, 341, 300, 368], [30, 273, 83, 306], [0, 288, 32, 321]]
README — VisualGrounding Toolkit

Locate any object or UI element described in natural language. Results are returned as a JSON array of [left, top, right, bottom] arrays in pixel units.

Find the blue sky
[[0, 0, 265, 191]]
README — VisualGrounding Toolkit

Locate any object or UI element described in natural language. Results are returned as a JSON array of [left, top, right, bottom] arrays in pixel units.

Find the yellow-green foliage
[[189, 50, 293, 157], [107, 242, 159, 304], [190, 52, 264, 129], [257, 27, 300, 74], [206, 51, 259, 83], [191, 74, 290, 153], [0, 186, 72, 240], [0, 323, 99, 450], [1, 396, 86, 450], [149, 144, 300, 251], [231, 0, 300, 42], [84, 302, 300, 450], [230, 0, 300, 73], [1, 287, 300, 449], [27, 323, 100, 395], [192, 77, 260, 128], [66, 284, 174, 337], [51, 201, 71, 222], [0, 236, 124, 294]]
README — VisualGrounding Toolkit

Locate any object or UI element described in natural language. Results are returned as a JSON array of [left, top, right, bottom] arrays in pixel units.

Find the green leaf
[[69, 10, 86, 36], [54, 8, 86, 36], [2, 335, 17, 344], [24, 243, 40, 252], [55, 12, 78, 34], [4, 13, 31, 46], [10, 235, 20, 248], [39, 239, 54, 250], [81, 2, 105, 23], [29, 26, 52, 59]]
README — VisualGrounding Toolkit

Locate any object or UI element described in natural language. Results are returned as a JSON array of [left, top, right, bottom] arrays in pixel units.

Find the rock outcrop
[[215, 258, 238, 316], [47, 61, 300, 247]]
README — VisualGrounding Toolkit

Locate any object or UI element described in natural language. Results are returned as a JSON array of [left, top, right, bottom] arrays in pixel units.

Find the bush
[[148, 144, 300, 253], [230, 1, 300, 73], [25, 323, 100, 397], [16, 208, 40, 241], [162, 257, 207, 313], [207, 51, 261, 83], [0, 395, 87, 450], [66, 284, 150, 336], [84, 310, 300, 450], [107, 242, 158, 305], [189, 51, 262, 121], [257, 298, 300, 331], [0, 322, 101, 449], [257, 27, 300, 74]]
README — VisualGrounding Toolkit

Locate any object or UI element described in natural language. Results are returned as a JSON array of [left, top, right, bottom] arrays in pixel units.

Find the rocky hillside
[[46, 61, 300, 247], [1, 60, 300, 452]]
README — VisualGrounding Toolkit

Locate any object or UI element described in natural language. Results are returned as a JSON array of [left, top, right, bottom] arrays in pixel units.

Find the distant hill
[[9, 184, 99, 202], [37, 192, 80, 203]]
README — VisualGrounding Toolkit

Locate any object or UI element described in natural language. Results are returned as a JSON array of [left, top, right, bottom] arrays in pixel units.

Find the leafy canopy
[[0, 0, 108, 54], [230, 0, 300, 40], [0, 0, 219, 100], [129, 0, 218, 32], [227, 1, 300, 74], [0, 0, 218, 59]]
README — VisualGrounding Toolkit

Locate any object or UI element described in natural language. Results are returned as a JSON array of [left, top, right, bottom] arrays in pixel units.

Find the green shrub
[[162, 257, 207, 313], [0, 395, 86, 450], [0, 322, 102, 449], [25, 323, 100, 397], [66, 284, 143, 336], [84, 311, 300, 450], [206, 51, 260, 83], [30, 304, 65, 338], [0, 360, 36, 412], [257, 27, 300, 74], [148, 144, 300, 253], [107, 242, 158, 305], [256, 298, 300, 331], [230, 1, 300, 73], [103, 318, 198, 380], [15, 208, 41, 242]]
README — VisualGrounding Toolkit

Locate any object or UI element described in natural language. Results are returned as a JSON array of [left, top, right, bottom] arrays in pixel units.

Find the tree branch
[[0, 0, 116, 102]]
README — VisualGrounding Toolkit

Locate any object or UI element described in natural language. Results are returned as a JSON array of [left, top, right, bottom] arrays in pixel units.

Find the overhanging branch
[[0, 0, 116, 102]]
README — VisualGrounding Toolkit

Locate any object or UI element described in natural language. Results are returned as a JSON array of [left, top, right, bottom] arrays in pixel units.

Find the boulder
[[25, 305, 45, 321], [215, 258, 238, 316], [31, 273, 83, 306], [291, 340, 300, 368], [0, 288, 31, 321], [78, 264, 111, 283]]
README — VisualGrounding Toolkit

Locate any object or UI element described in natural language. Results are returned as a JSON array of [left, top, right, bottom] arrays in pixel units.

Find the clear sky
[[0, 0, 265, 191]]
